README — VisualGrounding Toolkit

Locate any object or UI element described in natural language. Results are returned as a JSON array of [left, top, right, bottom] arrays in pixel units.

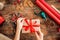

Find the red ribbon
[[23, 19, 40, 33]]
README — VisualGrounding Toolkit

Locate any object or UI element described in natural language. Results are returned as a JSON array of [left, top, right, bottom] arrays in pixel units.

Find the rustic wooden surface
[[0, 0, 60, 40]]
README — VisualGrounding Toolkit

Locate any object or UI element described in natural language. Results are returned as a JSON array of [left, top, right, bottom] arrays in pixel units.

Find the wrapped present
[[22, 18, 40, 33]]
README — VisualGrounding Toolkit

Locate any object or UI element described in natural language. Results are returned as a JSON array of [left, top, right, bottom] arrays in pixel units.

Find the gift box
[[22, 18, 40, 33]]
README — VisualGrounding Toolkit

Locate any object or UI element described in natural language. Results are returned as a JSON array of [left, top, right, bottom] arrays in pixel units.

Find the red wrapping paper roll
[[36, 0, 60, 24], [0, 16, 4, 24], [39, 0, 60, 19]]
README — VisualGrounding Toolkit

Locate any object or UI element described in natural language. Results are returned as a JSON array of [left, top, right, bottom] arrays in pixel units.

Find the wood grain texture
[[0, 0, 60, 40]]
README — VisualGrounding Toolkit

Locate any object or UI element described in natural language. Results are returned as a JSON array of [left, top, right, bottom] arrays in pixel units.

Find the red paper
[[39, 0, 60, 19], [36, 0, 60, 24]]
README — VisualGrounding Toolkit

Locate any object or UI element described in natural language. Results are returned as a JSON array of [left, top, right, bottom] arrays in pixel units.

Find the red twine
[[23, 19, 40, 33]]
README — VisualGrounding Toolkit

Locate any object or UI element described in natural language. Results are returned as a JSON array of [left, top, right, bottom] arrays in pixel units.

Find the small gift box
[[22, 18, 40, 33]]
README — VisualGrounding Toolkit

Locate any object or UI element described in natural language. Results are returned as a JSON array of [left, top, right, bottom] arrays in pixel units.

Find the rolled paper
[[0, 33, 12, 40], [51, 5, 60, 14], [36, 0, 60, 24], [39, 0, 60, 19], [0, 16, 4, 24]]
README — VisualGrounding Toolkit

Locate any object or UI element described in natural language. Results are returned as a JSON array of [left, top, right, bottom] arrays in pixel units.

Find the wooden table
[[0, 0, 60, 40]]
